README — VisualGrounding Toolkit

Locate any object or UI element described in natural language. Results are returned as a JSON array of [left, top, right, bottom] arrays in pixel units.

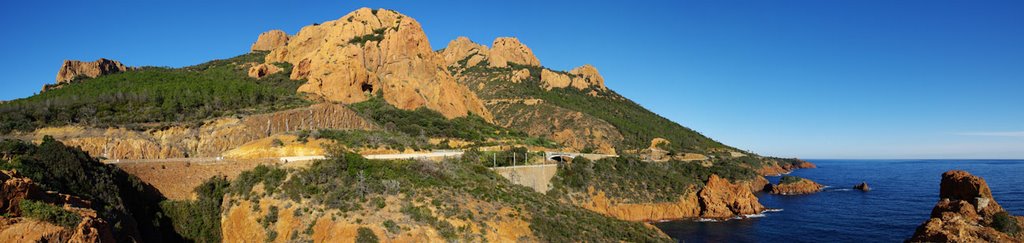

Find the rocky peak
[[55, 58, 127, 83], [250, 29, 290, 51], [490, 37, 540, 67], [440, 36, 490, 68], [570, 64, 607, 90], [45, 58, 129, 92], [261, 8, 491, 120]]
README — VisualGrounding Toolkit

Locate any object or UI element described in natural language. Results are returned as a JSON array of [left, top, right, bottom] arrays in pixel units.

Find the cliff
[[259, 8, 491, 120], [908, 170, 1023, 242], [575, 174, 765, 221]]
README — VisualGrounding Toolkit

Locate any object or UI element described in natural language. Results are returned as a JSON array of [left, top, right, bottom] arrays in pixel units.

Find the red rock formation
[[765, 177, 824, 195], [908, 170, 1024, 242], [698, 175, 766, 219], [250, 30, 289, 51]]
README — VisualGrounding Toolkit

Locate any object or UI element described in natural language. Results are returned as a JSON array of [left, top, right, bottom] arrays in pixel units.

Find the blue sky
[[1, 0, 1022, 159]]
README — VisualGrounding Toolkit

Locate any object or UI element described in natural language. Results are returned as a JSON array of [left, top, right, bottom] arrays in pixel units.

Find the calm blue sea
[[655, 160, 1024, 243]]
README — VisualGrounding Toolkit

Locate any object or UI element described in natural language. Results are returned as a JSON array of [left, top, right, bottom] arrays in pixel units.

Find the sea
[[655, 159, 1024, 243]]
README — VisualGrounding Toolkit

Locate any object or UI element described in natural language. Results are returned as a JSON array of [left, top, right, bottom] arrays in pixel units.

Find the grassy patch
[[19, 200, 81, 227], [779, 175, 803, 184]]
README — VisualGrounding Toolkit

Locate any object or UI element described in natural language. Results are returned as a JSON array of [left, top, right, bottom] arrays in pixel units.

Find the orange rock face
[[908, 170, 1024, 242], [698, 175, 766, 219], [577, 174, 766, 222], [262, 8, 491, 120], [490, 37, 540, 67]]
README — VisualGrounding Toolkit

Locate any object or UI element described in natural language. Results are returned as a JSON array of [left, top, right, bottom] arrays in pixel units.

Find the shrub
[[992, 211, 1020, 235], [19, 200, 81, 227], [271, 139, 285, 147], [161, 176, 230, 242], [780, 175, 803, 184], [382, 220, 400, 234], [356, 227, 380, 243]]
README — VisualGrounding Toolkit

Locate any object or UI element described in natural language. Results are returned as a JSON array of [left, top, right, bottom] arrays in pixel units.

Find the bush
[[271, 138, 285, 147], [382, 220, 400, 234], [356, 227, 380, 243], [161, 176, 230, 242], [19, 200, 81, 227], [0, 137, 182, 241], [992, 211, 1020, 235], [780, 175, 803, 184]]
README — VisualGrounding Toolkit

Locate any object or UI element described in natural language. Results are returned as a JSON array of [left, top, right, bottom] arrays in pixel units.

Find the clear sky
[[2, 0, 1022, 159]]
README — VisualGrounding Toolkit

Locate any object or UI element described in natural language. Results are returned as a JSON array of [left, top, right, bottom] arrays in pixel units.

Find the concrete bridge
[[491, 164, 559, 193]]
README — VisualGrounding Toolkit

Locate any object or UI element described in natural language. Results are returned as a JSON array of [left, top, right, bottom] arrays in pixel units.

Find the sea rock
[[765, 177, 824, 195], [490, 37, 540, 67], [262, 8, 491, 120], [250, 30, 290, 51], [46, 58, 128, 92], [247, 63, 282, 79], [908, 170, 1024, 242], [698, 175, 766, 219], [854, 182, 871, 191]]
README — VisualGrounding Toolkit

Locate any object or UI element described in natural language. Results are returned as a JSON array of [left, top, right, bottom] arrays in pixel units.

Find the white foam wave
[[744, 213, 766, 218], [695, 218, 720, 222], [763, 208, 784, 213]]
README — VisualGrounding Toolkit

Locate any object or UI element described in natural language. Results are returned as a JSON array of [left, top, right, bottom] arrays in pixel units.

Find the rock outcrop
[[578, 175, 765, 221], [247, 63, 282, 79], [490, 37, 540, 67], [45, 58, 128, 92], [0, 170, 115, 243], [854, 182, 871, 191], [698, 175, 766, 219], [765, 177, 824, 195], [569, 64, 607, 90], [250, 30, 289, 51], [440, 36, 491, 68], [908, 170, 1024, 242], [261, 8, 491, 120], [540, 66, 608, 91]]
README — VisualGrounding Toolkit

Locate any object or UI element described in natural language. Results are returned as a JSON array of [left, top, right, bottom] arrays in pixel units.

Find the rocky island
[[765, 176, 825, 195]]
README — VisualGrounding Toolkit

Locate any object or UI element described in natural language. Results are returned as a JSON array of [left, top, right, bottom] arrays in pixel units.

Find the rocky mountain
[[0, 7, 821, 242], [908, 170, 1023, 242]]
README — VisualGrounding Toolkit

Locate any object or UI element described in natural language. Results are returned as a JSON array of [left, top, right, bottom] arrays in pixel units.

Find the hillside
[[0, 7, 817, 242]]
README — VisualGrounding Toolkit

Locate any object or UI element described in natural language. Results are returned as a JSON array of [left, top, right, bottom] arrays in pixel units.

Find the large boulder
[[908, 170, 1024, 242], [569, 64, 607, 90], [262, 8, 491, 120], [250, 30, 290, 51]]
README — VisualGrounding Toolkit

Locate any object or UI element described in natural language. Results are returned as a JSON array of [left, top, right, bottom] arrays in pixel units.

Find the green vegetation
[[315, 129, 428, 151], [382, 220, 400, 234], [19, 199, 82, 227], [551, 156, 758, 203], [457, 64, 733, 153], [224, 148, 669, 242], [991, 211, 1020, 235], [347, 95, 536, 144], [356, 227, 380, 243], [349, 28, 387, 45], [160, 176, 230, 242], [0, 137, 182, 241], [779, 175, 803, 184], [0, 51, 309, 134]]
